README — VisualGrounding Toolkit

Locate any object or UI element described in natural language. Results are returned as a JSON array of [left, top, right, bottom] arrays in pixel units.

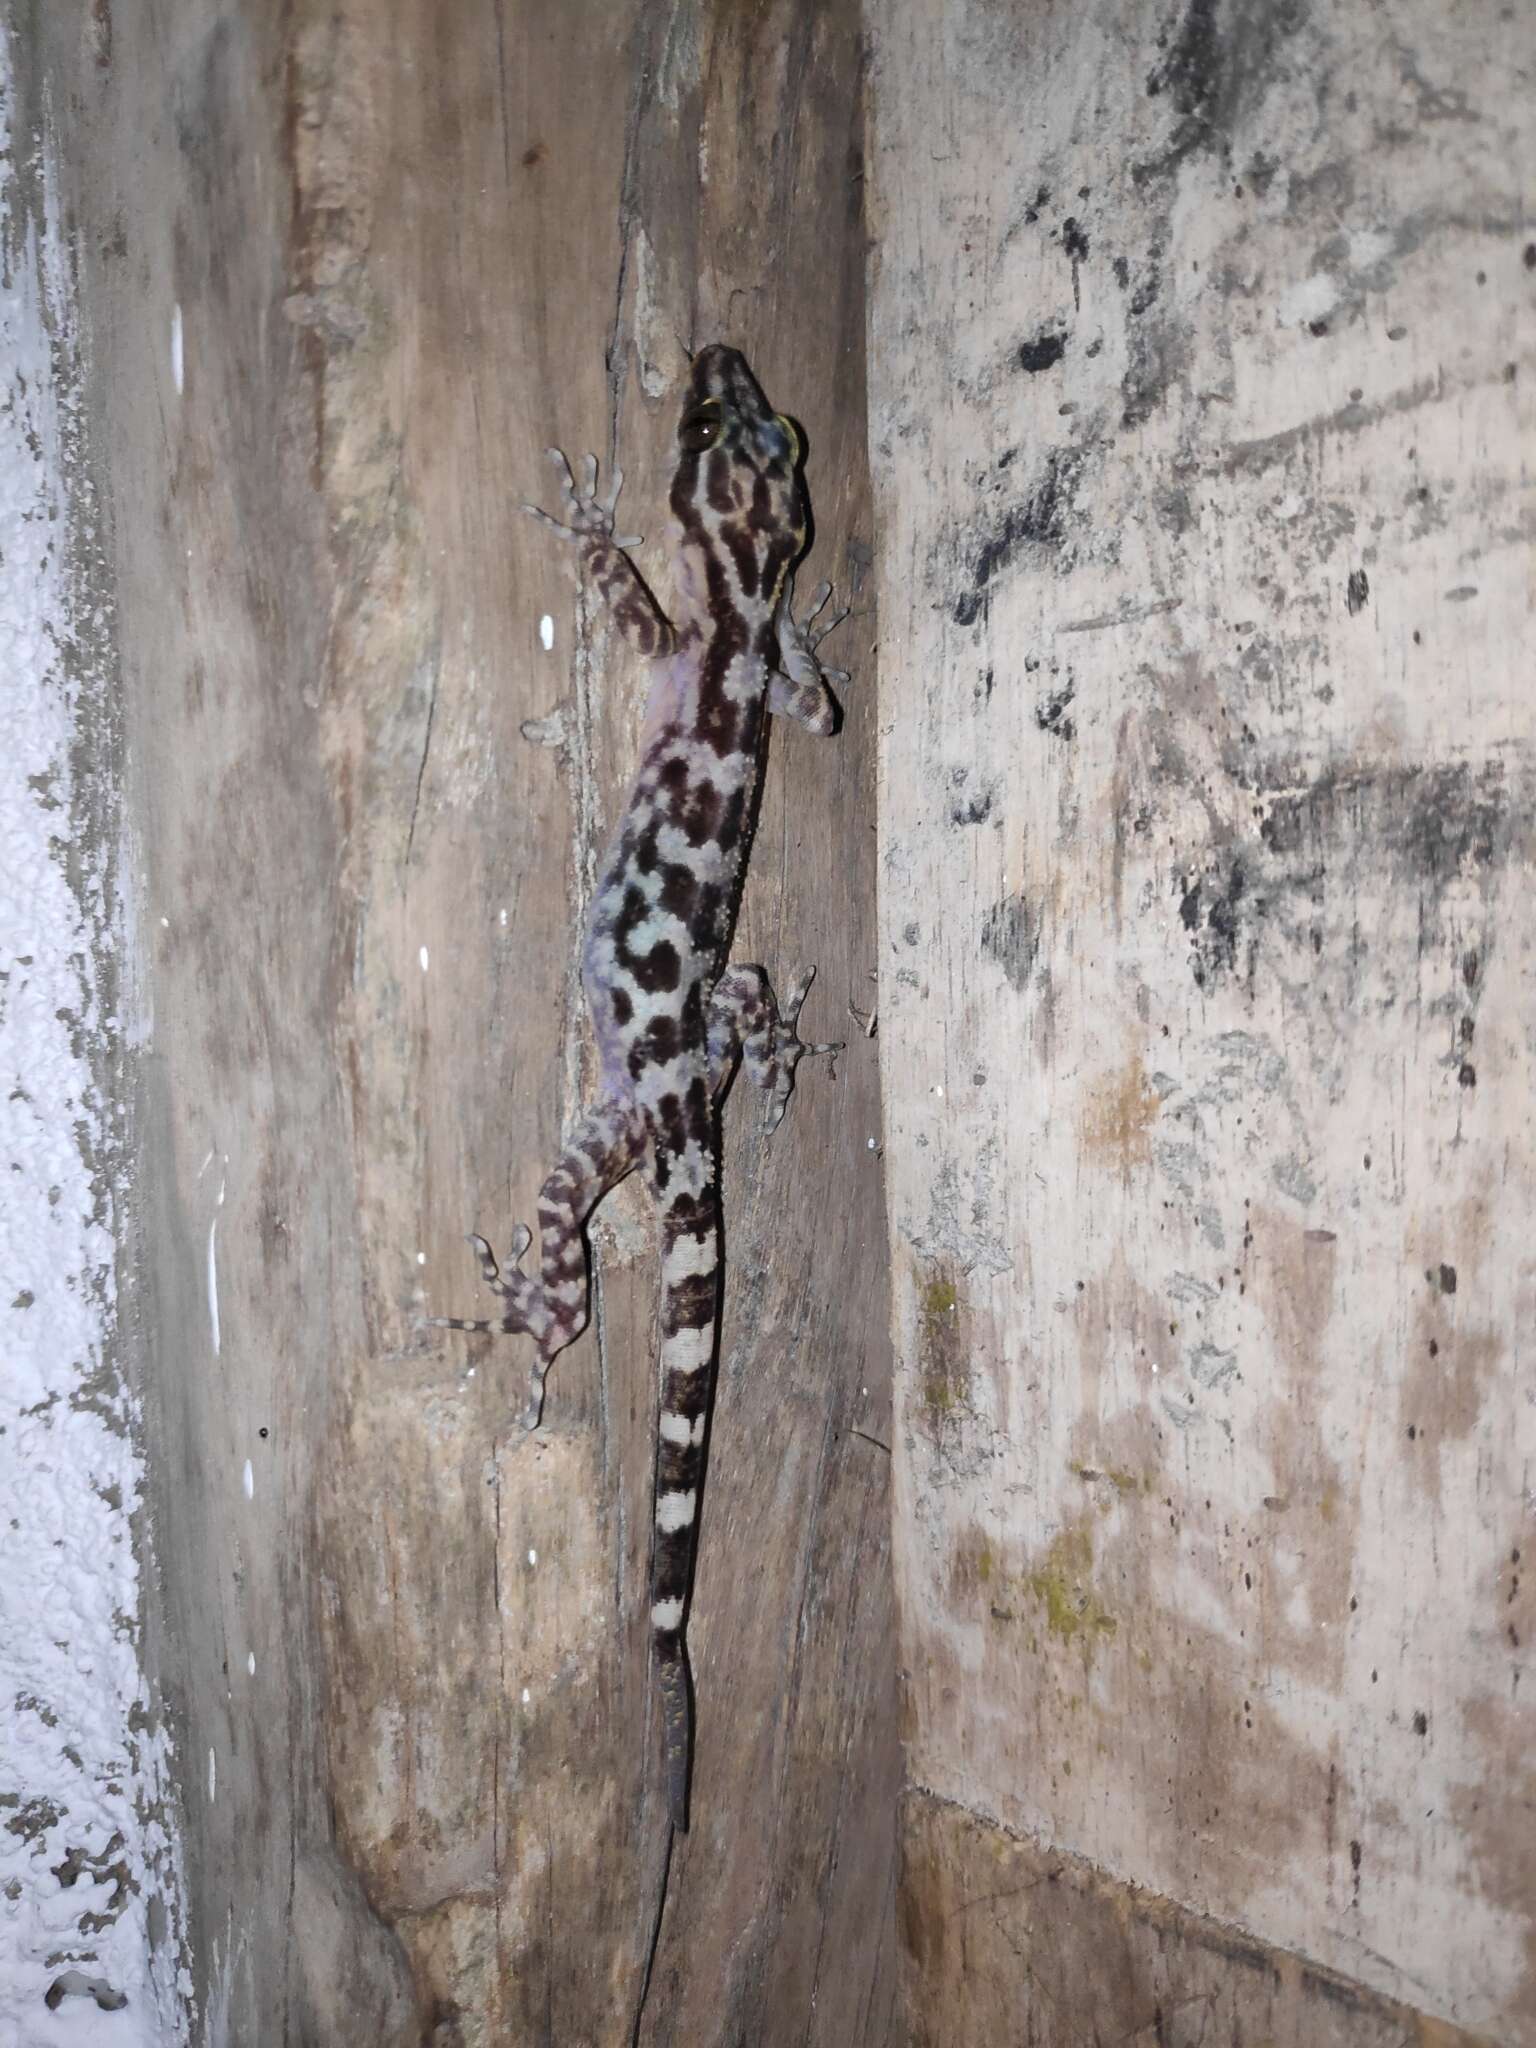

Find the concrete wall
[[867, 0, 1534, 2039]]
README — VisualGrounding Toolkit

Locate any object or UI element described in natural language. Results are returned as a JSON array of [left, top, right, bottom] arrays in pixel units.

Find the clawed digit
[[766, 965, 844, 1134], [778, 576, 851, 688], [425, 1222, 538, 1338], [522, 447, 644, 550]]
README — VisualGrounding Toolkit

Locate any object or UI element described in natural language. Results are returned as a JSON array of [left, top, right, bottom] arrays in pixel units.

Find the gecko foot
[[777, 577, 851, 689], [522, 449, 643, 551], [426, 1224, 543, 1339], [765, 966, 843, 1134]]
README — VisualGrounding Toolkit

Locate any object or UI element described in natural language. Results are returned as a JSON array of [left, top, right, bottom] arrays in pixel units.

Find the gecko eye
[[679, 406, 723, 452]]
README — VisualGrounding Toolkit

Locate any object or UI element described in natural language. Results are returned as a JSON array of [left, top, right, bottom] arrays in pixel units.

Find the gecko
[[431, 345, 849, 1831]]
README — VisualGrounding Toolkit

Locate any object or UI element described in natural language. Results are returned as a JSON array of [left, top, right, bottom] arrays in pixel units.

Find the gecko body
[[433, 346, 847, 1829]]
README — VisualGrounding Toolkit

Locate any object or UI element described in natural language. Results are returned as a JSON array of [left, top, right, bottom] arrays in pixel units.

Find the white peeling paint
[[170, 303, 184, 394], [527, 1548, 538, 1566], [0, 44, 189, 2031], [539, 612, 555, 650], [242, 1458, 253, 1501], [246, 1652, 256, 1677], [207, 1748, 216, 1803], [419, 944, 430, 972]]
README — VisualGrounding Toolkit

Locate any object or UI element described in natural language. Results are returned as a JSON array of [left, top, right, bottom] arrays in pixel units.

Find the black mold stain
[[1137, 0, 1307, 183], [1178, 859, 1250, 988], [1113, 255, 1131, 288], [1259, 761, 1511, 890], [952, 447, 1087, 626], [1122, 288, 1182, 426], [1019, 331, 1067, 374], [948, 783, 996, 828], [1128, 269, 1161, 316], [981, 896, 1039, 989], [1062, 217, 1090, 262], [1346, 568, 1370, 614], [1035, 680, 1077, 741], [1435, 1262, 1457, 1295], [1173, 760, 1520, 994], [1154, 484, 1195, 535]]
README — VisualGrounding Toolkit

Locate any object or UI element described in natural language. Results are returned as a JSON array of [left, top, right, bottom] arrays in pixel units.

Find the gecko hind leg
[[709, 964, 843, 1134], [431, 1101, 646, 1430], [427, 1224, 542, 1338]]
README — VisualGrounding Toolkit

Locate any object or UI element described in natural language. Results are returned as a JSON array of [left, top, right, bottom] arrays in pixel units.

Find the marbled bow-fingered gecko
[[432, 346, 848, 1830]]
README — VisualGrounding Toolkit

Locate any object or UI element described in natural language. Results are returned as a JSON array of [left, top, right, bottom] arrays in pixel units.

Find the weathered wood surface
[[902, 1789, 1489, 2048], [37, 0, 893, 2041], [867, 0, 1533, 2040]]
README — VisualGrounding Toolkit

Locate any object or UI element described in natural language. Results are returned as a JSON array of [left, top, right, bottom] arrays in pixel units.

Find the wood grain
[[34, 1, 894, 2041]]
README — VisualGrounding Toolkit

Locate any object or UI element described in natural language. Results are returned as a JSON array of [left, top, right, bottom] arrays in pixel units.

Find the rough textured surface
[[867, 0, 1534, 2038], [28, 1, 892, 2042], [902, 1789, 1496, 2048]]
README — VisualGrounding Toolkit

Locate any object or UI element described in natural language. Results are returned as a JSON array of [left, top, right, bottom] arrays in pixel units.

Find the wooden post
[[32, 1, 895, 2040]]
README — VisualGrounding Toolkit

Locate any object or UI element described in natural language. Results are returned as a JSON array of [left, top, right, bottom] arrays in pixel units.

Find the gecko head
[[669, 345, 807, 619]]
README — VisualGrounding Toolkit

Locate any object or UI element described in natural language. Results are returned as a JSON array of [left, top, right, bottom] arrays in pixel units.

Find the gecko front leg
[[525, 450, 677, 658], [708, 964, 843, 1133], [768, 576, 850, 734]]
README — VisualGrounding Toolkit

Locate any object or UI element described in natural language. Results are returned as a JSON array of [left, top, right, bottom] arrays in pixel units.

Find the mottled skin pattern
[[432, 346, 848, 1829]]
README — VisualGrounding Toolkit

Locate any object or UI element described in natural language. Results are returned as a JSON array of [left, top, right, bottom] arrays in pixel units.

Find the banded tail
[[650, 1187, 722, 1832]]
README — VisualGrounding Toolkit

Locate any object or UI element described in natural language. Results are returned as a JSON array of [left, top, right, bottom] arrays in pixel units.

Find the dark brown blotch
[[687, 884, 723, 954], [723, 525, 760, 599], [660, 862, 699, 921], [666, 1273, 719, 1329], [697, 695, 741, 754], [684, 1074, 712, 1144], [627, 939, 681, 993], [706, 446, 737, 515], [682, 779, 723, 842], [679, 983, 710, 1053], [663, 1187, 711, 1236], [717, 789, 747, 855], [645, 1015, 681, 1063]]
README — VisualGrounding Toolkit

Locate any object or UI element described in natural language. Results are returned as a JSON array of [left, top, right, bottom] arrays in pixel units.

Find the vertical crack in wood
[[404, 651, 439, 867], [491, 1444, 504, 2002], [629, 1821, 675, 2048]]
